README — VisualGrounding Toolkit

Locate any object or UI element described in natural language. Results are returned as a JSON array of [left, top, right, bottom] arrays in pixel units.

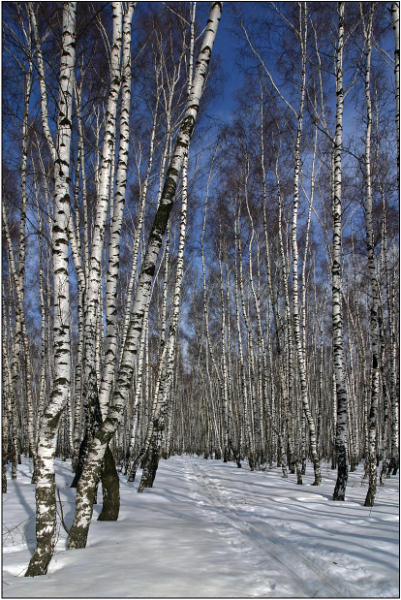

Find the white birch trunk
[[244, 165, 267, 466], [362, 3, 380, 508], [273, 144, 297, 473], [82, 1, 123, 432], [98, 2, 137, 418], [28, 3, 56, 161], [332, 1, 349, 501], [2, 206, 36, 471], [126, 308, 149, 481], [3, 302, 19, 481], [200, 147, 224, 458], [290, 4, 321, 485], [25, 1, 76, 576], [235, 207, 256, 470], [218, 236, 235, 462]]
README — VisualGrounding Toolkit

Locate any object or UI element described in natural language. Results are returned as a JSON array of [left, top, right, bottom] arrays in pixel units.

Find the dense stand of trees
[[2, 0, 399, 577]]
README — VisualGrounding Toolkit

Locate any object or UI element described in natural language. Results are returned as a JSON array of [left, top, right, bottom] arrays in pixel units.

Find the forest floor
[[2, 455, 399, 598]]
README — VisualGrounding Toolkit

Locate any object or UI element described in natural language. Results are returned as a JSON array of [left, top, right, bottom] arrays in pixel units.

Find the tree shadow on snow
[[13, 481, 36, 553]]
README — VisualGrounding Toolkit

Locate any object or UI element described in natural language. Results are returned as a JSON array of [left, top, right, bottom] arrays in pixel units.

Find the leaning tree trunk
[[66, 1, 222, 551], [25, 1, 76, 577]]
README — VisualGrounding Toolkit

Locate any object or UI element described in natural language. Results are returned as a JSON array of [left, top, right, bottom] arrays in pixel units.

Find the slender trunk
[[98, 2, 137, 418], [126, 310, 149, 481], [244, 166, 268, 466], [332, 1, 348, 501], [235, 206, 256, 470], [218, 238, 235, 462], [200, 145, 224, 458], [28, 2, 56, 161], [25, 2, 76, 576], [362, 4, 380, 508], [273, 141, 296, 473], [290, 4, 321, 485]]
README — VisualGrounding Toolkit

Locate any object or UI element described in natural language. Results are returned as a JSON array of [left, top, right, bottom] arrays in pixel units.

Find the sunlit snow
[[2, 456, 399, 598]]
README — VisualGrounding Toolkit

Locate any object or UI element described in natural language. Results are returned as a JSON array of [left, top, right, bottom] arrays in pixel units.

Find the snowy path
[[188, 460, 349, 597], [2, 455, 399, 598]]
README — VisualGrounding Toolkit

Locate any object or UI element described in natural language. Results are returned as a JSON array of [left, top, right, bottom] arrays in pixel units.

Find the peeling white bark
[[332, 1, 348, 501], [25, 1, 76, 577]]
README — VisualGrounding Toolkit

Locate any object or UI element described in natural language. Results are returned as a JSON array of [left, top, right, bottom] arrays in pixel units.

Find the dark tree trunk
[[98, 445, 120, 521], [71, 434, 88, 488], [138, 444, 159, 492], [333, 442, 347, 500]]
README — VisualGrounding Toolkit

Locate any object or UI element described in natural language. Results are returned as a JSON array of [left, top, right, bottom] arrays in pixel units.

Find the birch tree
[[361, 2, 380, 508], [332, 1, 348, 501], [25, 1, 77, 576], [73, 2, 124, 488], [288, 3, 321, 486]]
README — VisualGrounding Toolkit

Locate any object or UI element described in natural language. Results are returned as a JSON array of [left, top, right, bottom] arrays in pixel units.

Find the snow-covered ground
[[2, 455, 399, 598]]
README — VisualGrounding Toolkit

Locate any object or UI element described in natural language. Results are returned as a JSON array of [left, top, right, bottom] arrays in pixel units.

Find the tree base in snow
[[98, 445, 120, 521]]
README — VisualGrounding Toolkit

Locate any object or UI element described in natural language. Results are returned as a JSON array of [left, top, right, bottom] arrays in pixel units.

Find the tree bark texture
[[25, 1, 76, 576]]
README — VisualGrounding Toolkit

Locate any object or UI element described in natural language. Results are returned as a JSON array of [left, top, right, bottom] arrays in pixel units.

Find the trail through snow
[[188, 460, 350, 597], [2, 455, 399, 598]]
